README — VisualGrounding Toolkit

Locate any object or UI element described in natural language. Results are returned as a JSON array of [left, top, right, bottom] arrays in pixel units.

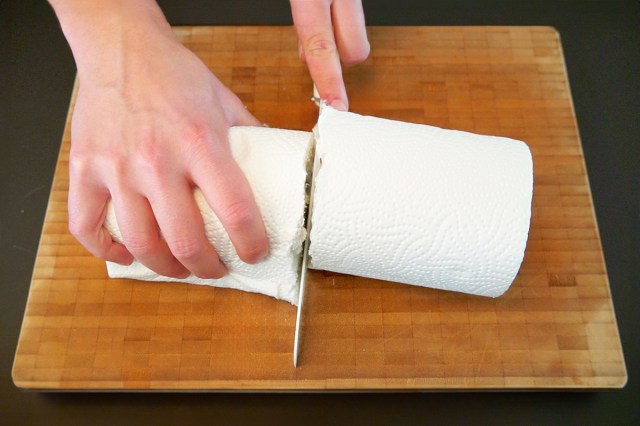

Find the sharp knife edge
[[293, 147, 321, 367], [293, 85, 322, 367]]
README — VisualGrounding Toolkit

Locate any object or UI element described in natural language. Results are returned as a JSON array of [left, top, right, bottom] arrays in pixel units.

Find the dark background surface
[[3, 0, 638, 424]]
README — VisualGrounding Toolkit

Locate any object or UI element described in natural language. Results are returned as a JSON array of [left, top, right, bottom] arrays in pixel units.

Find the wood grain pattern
[[12, 26, 626, 390]]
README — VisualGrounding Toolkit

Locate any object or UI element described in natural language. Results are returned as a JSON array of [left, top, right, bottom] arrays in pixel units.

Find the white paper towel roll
[[105, 126, 313, 305], [308, 107, 533, 297], [104, 108, 533, 303]]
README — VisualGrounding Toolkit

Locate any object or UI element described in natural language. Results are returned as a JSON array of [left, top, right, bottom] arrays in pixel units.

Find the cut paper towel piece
[[308, 106, 533, 297], [105, 126, 314, 305]]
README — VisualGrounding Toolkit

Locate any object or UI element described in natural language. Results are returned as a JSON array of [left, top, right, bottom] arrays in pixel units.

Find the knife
[[293, 85, 322, 367]]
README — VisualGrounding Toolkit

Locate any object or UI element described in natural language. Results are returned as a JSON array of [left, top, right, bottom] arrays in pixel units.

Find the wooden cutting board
[[12, 26, 626, 390]]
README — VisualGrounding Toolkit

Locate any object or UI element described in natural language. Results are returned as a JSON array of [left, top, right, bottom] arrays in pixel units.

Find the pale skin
[[49, 0, 369, 278]]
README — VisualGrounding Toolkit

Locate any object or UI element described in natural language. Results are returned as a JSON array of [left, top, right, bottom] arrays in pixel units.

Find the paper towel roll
[[308, 107, 533, 297], [105, 126, 313, 305]]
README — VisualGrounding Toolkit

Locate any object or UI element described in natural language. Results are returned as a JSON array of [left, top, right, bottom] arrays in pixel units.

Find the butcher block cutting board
[[13, 26, 626, 390]]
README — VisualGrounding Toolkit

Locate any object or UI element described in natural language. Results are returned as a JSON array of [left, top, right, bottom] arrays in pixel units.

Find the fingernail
[[329, 99, 348, 111]]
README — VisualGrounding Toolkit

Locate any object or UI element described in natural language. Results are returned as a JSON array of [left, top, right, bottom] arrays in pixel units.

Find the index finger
[[290, 0, 348, 110]]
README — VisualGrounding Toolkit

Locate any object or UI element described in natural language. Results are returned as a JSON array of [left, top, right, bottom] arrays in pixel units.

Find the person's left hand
[[290, 0, 370, 111]]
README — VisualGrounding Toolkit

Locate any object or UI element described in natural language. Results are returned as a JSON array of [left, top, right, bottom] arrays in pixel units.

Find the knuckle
[[136, 135, 168, 178], [168, 238, 204, 262], [68, 135, 91, 158], [68, 215, 92, 240], [124, 236, 157, 258], [183, 121, 211, 143], [183, 125, 223, 168], [304, 32, 337, 58], [68, 154, 91, 181]]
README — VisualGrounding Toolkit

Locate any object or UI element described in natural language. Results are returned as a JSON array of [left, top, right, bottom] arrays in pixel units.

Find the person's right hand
[[52, 0, 269, 279], [290, 0, 370, 110]]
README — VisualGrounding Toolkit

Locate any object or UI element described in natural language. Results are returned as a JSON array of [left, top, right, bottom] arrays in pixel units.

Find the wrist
[[49, 0, 177, 84]]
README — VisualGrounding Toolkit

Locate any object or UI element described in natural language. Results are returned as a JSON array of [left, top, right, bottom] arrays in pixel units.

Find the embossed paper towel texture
[[105, 127, 313, 305], [308, 107, 533, 297]]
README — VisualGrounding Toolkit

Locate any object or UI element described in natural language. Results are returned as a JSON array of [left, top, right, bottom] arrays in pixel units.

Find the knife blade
[[293, 85, 322, 367], [292, 150, 320, 367]]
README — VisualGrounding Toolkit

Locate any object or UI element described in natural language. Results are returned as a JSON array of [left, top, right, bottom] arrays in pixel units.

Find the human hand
[[290, 0, 370, 110], [53, 0, 268, 279]]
